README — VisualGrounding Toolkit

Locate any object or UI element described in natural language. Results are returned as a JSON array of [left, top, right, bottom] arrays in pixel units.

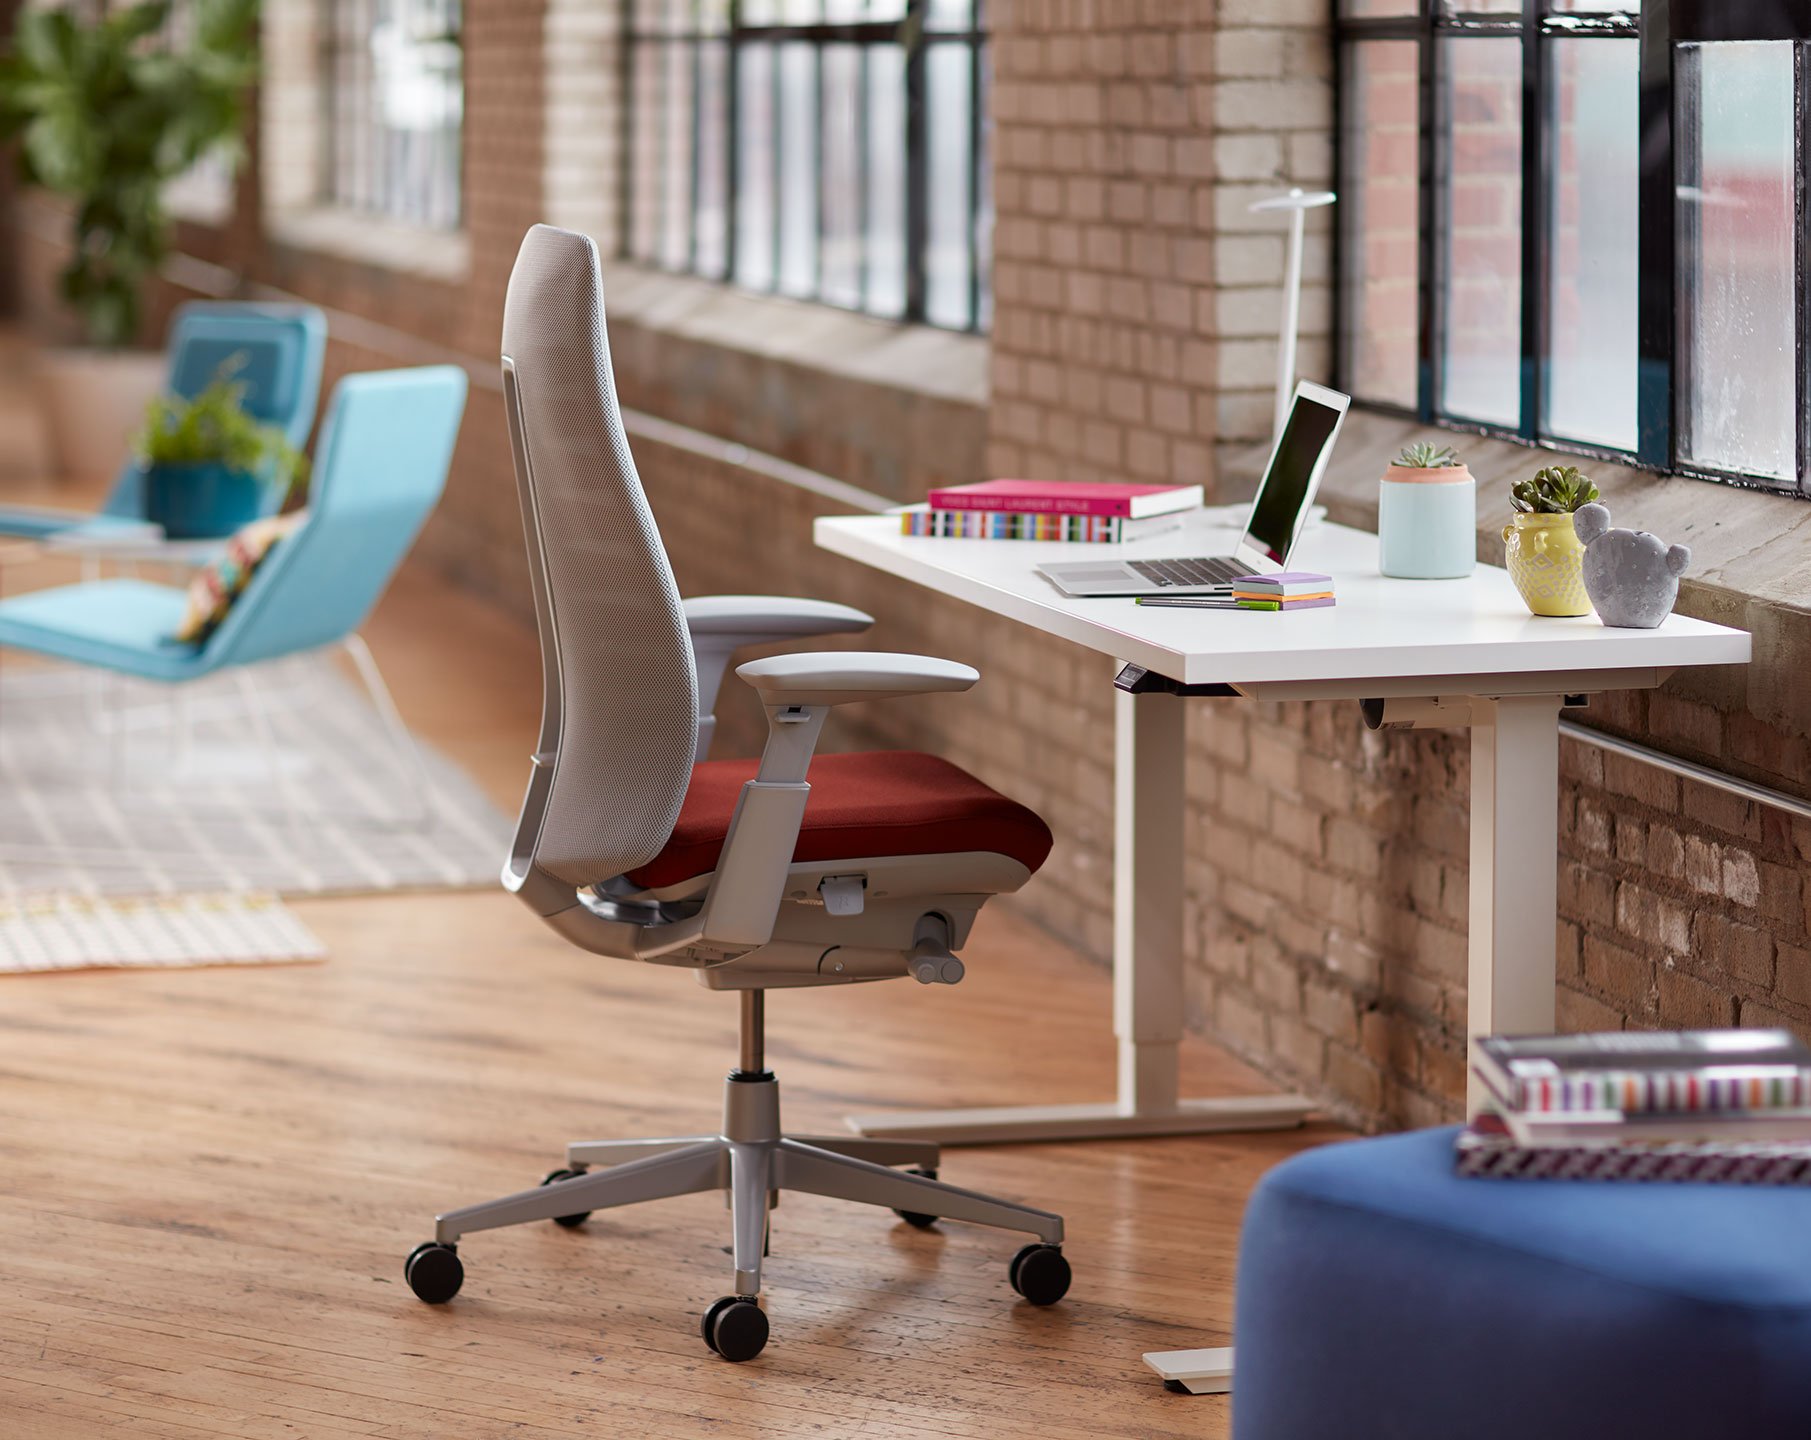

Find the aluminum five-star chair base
[[403, 994, 1070, 1362]]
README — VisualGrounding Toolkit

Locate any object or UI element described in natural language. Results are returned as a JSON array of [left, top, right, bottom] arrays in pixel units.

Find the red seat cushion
[[626, 750, 1053, 890]]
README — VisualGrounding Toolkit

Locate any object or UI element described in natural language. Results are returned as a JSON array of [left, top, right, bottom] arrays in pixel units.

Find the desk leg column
[[1466, 694, 1562, 1113], [1114, 683, 1187, 1113]]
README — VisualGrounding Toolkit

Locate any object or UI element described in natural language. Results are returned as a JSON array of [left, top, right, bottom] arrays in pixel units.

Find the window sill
[[165, 181, 233, 230], [265, 207, 469, 283], [1219, 406, 1811, 621], [598, 263, 988, 408], [593, 260, 989, 503]]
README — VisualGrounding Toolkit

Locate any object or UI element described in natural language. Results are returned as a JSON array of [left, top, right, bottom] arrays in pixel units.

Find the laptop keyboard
[[1126, 556, 1246, 588]]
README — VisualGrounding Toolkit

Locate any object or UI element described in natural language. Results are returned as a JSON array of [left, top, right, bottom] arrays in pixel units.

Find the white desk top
[[814, 509, 1751, 692]]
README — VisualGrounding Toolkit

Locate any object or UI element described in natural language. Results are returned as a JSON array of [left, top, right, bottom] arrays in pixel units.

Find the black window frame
[[619, 1, 991, 333], [317, 0, 467, 232], [1334, 0, 1811, 497]]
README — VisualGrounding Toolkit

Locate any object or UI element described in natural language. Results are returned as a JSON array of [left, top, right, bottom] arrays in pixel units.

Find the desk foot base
[[844, 1095, 1313, 1145], [1144, 1347, 1234, 1395]]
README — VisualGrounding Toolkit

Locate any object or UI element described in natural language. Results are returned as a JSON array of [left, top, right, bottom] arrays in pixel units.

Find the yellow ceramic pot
[[1502, 512, 1591, 617]]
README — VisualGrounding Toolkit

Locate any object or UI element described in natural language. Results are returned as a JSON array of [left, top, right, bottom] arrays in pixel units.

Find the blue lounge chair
[[0, 365, 469, 816], [0, 301, 328, 540]]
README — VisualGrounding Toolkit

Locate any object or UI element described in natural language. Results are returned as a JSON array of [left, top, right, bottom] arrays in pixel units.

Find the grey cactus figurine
[[1574, 503, 1690, 628]]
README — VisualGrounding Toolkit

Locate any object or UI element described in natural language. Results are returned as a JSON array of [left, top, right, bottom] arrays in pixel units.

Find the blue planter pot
[[140, 461, 285, 540]]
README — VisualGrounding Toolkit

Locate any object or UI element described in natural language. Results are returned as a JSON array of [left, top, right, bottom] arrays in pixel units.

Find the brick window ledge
[[265, 206, 470, 284], [597, 261, 988, 506], [1219, 406, 1811, 793]]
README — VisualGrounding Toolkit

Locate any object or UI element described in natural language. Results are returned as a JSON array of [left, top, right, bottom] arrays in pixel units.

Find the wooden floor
[[0, 534, 1347, 1436]]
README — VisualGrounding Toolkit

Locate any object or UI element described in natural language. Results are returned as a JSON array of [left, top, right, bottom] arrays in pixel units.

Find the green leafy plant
[[1511, 464, 1600, 515], [135, 354, 309, 501], [0, 0, 259, 348], [1395, 441, 1462, 469]]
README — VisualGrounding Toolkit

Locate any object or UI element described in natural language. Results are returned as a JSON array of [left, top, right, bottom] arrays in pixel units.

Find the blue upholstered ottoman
[[1234, 1126, 1811, 1439]]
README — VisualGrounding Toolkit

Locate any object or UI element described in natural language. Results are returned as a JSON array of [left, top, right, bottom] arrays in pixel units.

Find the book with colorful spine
[[924, 478, 1204, 519], [1475, 1029, 1811, 1117], [900, 507, 1186, 544]]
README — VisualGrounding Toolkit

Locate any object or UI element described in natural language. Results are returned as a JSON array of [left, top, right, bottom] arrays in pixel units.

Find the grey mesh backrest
[[501, 225, 700, 888]]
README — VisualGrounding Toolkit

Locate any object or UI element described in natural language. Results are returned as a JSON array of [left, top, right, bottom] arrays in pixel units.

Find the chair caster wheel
[[540, 1167, 591, 1227], [404, 1242, 463, 1304], [892, 1165, 940, 1229], [1009, 1243, 1071, 1306], [701, 1295, 768, 1362]]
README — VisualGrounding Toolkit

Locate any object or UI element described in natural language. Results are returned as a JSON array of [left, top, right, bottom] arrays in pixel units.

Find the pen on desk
[[1134, 596, 1243, 610]]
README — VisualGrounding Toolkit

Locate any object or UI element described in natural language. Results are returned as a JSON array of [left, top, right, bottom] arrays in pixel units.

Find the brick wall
[[986, 0, 1333, 488]]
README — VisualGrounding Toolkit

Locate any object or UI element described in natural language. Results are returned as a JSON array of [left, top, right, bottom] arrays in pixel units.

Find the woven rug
[[0, 655, 513, 897], [0, 891, 324, 974]]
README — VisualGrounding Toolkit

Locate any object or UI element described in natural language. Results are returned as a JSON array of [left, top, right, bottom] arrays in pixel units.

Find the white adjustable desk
[[815, 507, 1751, 1143]]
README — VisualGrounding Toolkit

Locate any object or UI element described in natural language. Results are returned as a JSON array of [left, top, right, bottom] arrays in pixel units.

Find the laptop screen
[[1241, 387, 1348, 565]]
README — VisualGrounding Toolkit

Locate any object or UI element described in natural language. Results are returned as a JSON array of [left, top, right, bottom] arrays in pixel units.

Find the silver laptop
[[1036, 380, 1351, 598]]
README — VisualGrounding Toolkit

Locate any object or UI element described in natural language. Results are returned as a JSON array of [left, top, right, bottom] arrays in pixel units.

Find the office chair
[[0, 302, 327, 539], [0, 367, 468, 823], [403, 225, 1068, 1363]]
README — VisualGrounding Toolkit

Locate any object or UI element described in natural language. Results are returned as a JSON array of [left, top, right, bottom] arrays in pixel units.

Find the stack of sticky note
[[1231, 572, 1335, 611]]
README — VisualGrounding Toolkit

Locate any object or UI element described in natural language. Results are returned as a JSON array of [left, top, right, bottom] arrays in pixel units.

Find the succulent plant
[[1395, 441, 1461, 468], [1511, 464, 1600, 515]]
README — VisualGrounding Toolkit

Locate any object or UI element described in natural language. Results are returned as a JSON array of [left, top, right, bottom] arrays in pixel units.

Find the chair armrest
[[694, 651, 978, 951], [682, 594, 872, 641], [735, 651, 978, 708], [683, 595, 874, 762]]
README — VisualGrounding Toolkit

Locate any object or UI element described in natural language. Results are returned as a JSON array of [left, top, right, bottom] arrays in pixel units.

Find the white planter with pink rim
[[1378, 462, 1477, 579]]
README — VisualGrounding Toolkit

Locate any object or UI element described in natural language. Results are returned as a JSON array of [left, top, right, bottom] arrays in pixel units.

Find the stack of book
[[1460, 1029, 1811, 1184], [1232, 572, 1335, 611], [901, 478, 1203, 544]]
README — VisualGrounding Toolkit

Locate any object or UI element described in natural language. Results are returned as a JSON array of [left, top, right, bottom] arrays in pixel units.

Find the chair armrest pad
[[737, 651, 978, 707], [682, 595, 872, 641]]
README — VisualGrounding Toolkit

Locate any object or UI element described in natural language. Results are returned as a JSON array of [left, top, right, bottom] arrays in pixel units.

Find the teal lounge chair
[[0, 365, 469, 815], [0, 301, 328, 540]]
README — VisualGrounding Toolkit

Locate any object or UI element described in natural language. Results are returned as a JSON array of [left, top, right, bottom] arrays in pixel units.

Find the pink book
[[925, 478, 1205, 520]]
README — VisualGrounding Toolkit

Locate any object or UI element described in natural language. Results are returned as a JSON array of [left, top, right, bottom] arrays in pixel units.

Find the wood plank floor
[[0, 560, 1347, 1438]]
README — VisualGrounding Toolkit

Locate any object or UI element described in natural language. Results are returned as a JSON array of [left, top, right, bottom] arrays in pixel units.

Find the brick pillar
[[986, 0, 1334, 491]]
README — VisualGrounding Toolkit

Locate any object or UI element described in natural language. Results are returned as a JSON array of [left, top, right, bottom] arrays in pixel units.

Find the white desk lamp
[[1249, 187, 1337, 442]]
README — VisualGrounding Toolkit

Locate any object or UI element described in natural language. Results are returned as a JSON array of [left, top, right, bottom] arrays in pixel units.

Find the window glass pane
[[659, 39, 694, 270], [694, 40, 729, 279], [1543, 37, 1638, 450], [1439, 36, 1522, 428], [865, 46, 907, 318], [628, 3, 982, 333], [820, 45, 863, 310], [975, 43, 993, 332], [924, 41, 975, 329], [775, 42, 818, 297], [629, 41, 663, 262], [1339, 40, 1420, 410], [325, 0, 463, 229], [734, 43, 775, 289], [1677, 42, 1796, 482]]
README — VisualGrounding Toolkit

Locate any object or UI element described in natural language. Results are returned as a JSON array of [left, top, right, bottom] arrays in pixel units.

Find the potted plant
[[1502, 464, 1601, 617], [133, 356, 308, 539], [1379, 441, 1475, 579], [0, 0, 259, 484]]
